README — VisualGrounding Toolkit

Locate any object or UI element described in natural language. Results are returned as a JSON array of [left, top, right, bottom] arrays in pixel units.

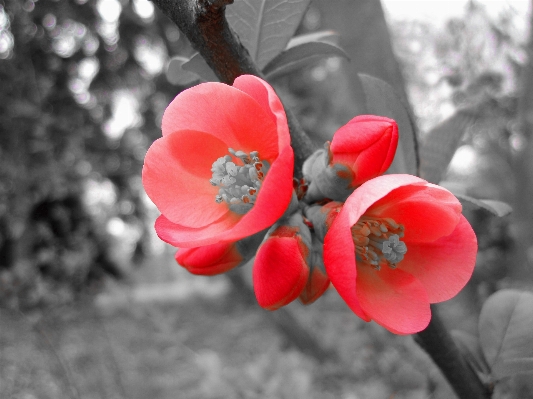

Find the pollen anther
[[210, 149, 270, 214], [351, 216, 407, 270]]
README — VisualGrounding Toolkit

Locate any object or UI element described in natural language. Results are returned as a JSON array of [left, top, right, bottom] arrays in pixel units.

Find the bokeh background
[[1, 0, 532, 398]]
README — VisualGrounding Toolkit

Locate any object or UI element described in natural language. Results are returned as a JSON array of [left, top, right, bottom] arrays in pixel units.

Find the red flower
[[304, 115, 398, 202], [142, 75, 294, 248], [175, 229, 266, 275], [253, 214, 311, 310], [323, 174, 477, 334]]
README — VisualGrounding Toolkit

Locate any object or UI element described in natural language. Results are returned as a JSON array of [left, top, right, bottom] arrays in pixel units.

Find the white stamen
[[210, 148, 270, 214]]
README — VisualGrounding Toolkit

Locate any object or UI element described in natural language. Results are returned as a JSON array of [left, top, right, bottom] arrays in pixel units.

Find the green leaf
[[419, 99, 504, 184], [226, 0, 311, 69], [181, 53, 219, 82], [456, 194, 513, 217], [263, 41, 349, 80], [479, 289, 533, 379], [451, 330, 491, 378], [357, 74, 419, 175], [166, 55, 202, 86], [285, 30, 340, 48]]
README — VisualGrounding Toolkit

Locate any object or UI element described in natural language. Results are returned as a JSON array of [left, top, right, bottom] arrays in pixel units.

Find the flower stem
[[151, 0, 315, 174], [414, 305, 491, 399]]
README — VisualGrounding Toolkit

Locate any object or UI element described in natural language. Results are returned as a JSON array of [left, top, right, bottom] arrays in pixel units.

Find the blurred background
[[1, 0, 532, 398]]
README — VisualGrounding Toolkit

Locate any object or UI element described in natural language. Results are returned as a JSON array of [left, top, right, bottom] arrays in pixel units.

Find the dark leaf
[[166, 55, 202, 86], [264, 41, 349, 80], [285, 30, 340, 48], [456, 194, 512, 217], [181, 53, 219, 82], [479, 289, 533, 379], [451, 330, 491, 379], [226, 0, 311, 68]]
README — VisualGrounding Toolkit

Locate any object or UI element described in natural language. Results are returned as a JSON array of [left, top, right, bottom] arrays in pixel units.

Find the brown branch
[[414, 305, 492, 399], [150, 0, 315, 174]]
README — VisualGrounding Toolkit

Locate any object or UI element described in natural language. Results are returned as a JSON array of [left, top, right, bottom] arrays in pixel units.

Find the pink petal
[[175, 241, 243, 275], [142, 130, 230, 228], [235, 145, 294, 226], [323, 210, 370, 321], [367, 182, 462, 243], [253, 236, 309, 311], [155, 213, 240, 248], [153, 145, 292, 248], [162, 81, 279, 162], [356, 265, 431, 334], [331, 116, 396, 156], [233, 75, 291, 149], [399, 215, 477, 303]]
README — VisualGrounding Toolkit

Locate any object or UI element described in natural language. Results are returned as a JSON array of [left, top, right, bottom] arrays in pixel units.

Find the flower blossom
[[253, 213, 312, 310], [175, 229, 266, 275], [322, 174, 477, 334], [303, 115, 398, 202], [142, 75, 294, 248]]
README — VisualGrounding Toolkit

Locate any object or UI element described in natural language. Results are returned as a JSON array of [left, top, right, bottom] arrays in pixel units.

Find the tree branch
[[414, 305, 492, 399], [151, 0, 315, 174]]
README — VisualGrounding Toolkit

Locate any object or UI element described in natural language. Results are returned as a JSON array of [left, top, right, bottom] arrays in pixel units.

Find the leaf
[[181, 53, 219, 82], [419, 98, 504, 184], [456, 194, 513, 217], [263, 41, 349, 80], [357, 74, 419, 175], [226, 0, 311, 69], [479, 289, 533, 379], [451, 330, 491, 378], [166, 56, 202, 86], [286, 30, 340, 48]]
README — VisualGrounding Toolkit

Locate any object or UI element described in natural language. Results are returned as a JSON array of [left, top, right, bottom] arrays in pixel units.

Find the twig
[[414, 305, 492, 399]]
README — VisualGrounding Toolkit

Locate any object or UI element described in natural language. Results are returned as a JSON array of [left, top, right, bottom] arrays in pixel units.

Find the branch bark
[[151, 0, 315, 174], [414, 305, 492, 399]]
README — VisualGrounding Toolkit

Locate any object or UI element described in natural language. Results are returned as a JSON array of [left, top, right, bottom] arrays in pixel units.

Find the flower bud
[[303, 201, 343, 241], [303, 115, 398, 202], [253, 213, 312, 310], [299, 236, 330, 305], [175, 229, 266, 275]]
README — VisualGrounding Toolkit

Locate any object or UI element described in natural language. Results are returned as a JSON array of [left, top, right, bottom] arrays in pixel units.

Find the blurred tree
[[0, 0, 192, 308]]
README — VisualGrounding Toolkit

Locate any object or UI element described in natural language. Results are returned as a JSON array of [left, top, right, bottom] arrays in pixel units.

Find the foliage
[[0, 0, 193, 307]]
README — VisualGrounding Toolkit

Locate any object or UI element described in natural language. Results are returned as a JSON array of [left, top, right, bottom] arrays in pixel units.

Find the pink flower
[[323, 174, 477, 334], [143, 75, 294, 248], [175, 230, 266, 275], [304, 115, 398, 202], [253, 214, 311, 310]]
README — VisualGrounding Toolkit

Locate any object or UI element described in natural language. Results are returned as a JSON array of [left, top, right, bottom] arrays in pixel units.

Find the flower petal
[[356, 266, 431, 334], [155, 213, 240, 248], [162, 81, 279, 162], [253, 236, 309, 310], [324, 210, 370, 321], [142, 130, 230, 228], [398, 215, 477, 303], [331, 116, 398, 185], [233, 75, 291, 149], [153, 145, 292, 247], [366, 179, 462, 243], [175, 241, 243, 275]]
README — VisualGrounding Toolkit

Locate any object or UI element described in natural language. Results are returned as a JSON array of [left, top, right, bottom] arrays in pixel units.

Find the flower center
[[210, 148, 270, 215], [351, 216, 407, 270]]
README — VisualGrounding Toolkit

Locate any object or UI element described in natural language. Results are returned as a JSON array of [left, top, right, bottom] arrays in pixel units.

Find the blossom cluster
[[142, 75, 477, 334]]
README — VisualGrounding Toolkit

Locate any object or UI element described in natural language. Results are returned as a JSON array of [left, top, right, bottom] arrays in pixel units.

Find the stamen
[[352, 216, 407, 270], [210, 148, 270, 214]]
